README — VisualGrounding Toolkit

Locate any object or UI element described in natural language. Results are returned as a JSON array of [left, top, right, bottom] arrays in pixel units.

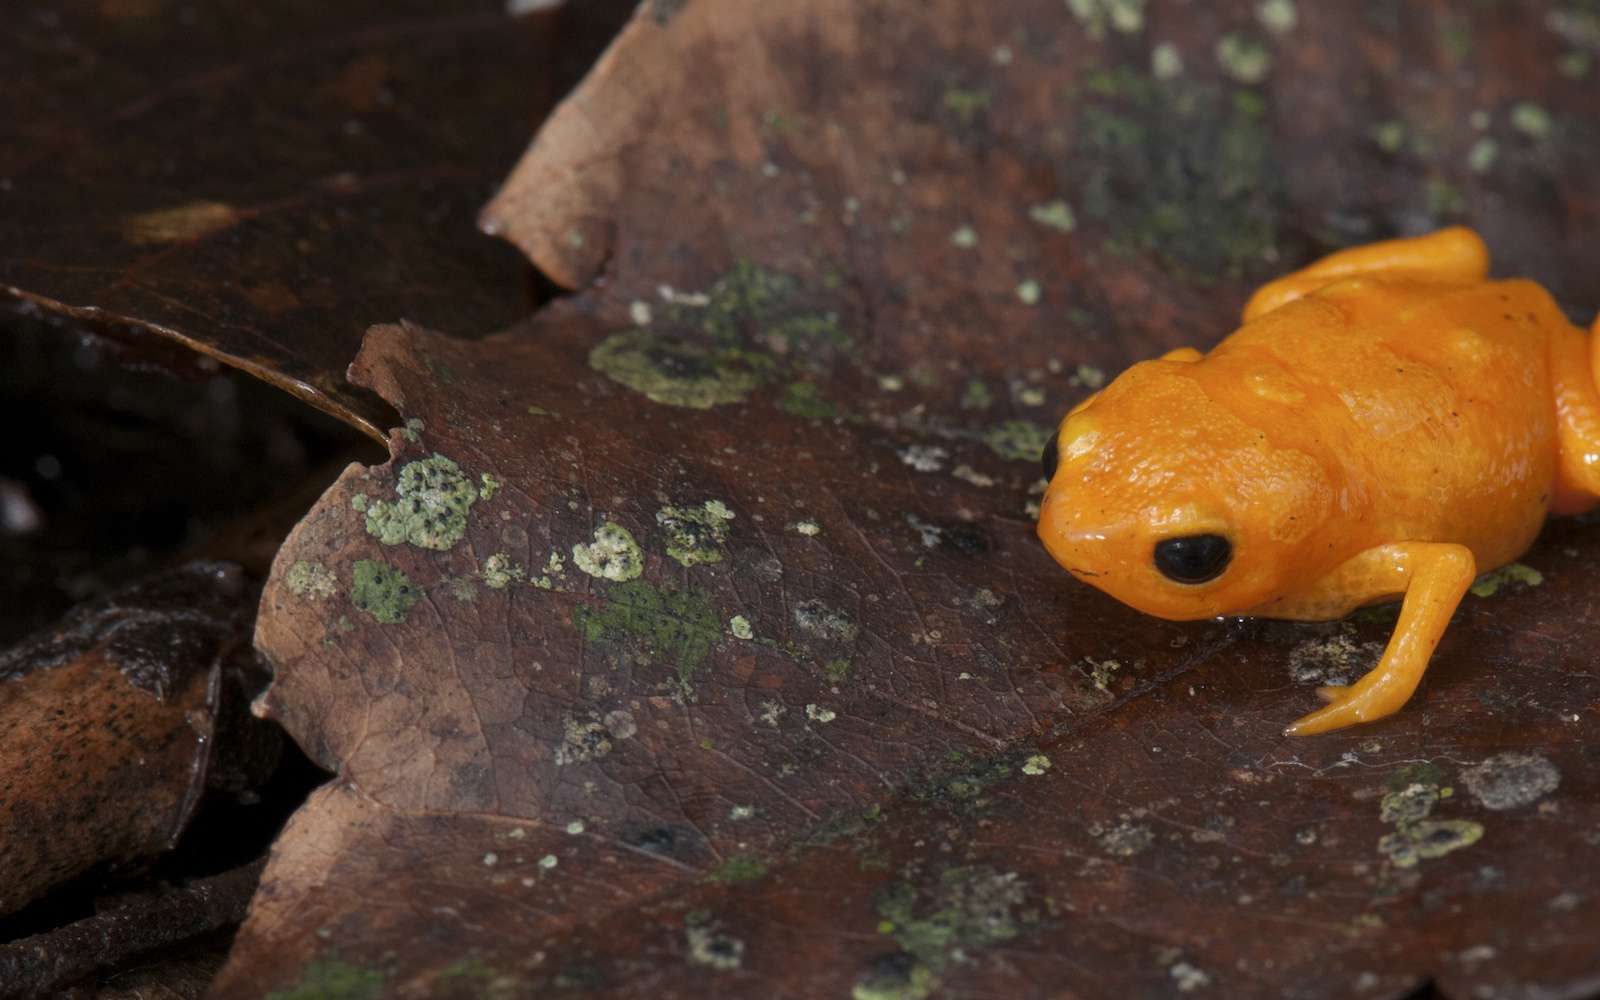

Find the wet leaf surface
[[0, 0, 634, 438], [113, 0, 1600, 995]]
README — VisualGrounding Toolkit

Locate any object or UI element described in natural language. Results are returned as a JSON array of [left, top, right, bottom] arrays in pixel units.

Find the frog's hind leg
[[1547, 315, 1600, 514], [1243, 228, 1489, 322], [1284, 542, 1476, 736]]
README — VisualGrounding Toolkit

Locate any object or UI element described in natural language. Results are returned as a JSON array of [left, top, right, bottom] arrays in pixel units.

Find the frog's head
[[1036, 358, 1338, 620]]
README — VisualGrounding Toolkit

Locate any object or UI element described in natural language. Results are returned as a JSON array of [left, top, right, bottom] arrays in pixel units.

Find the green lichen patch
[[1375, 763, 1483, 868], [351, 559, 419, 624], [710, 854, 769, 883], [266, 960, 385, 1000], [853, 960, 938, 1000], [910, 748, 1017, 814], [362, 454, 479, 551], [780, 380, 837, 418], [871, 865, 1036, 995], [479, 472, 501, 501], [729, 615, 755, 639], [572, 522, 644, 581], [1469, 562, 1543, 598], [657, 500, 736, 567], [824, 658, 852, 684], [1379, 819, 1484, 868], [589, 262, 850, 410], [942, 87, 991, 126], [285, 560, 337, 600], [1073, 66, 1279, 283], [589, 328, 763, 409], [574, 580, 721, 696], [984, 420, 1053, 463]]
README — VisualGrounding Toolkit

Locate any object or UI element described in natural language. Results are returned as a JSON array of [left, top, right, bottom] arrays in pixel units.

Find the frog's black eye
[[1153, 534, 1232, 584], [1041, 429, 1060, 482]]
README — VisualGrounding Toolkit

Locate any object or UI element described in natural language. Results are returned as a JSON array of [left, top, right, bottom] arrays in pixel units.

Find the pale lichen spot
[[1098, 820, 1154, 856], [285, 561, 337, 600], [572, 522, 644, 581], [1468, 138, 1498, 173], [1170, 961, 1213, 993], [793, 599, 860, 642], [1151, 41, 1184, 79], [1215, 33, 1272, 84], [685, 918, 744, 971], [1069, 364, 1106, 389], [729, 804, 757, 821], [791, 519, 823, 536], [479, 473, 501, 501], [729, 615, 754, 640], [363, 454, 479, 551], [899, 445, 949, 472], [122, 200, 241, 245], [1015, 279, 1042, 305], [481, 552, 525, 589], [806, 703, 837, 723], [538, 854, 559, 870], [1462, 751, 1560, 810], [566, 820, 585, 835], [1511, 101, 1553, 139], [1255, 0, 1297, 34], [629, 300, 654, 326], [1021, 754, 1052, 776], [1028, 200, 1076, 233], [401, 417, 425, 443], [949, 225, 978, 249], [952, 465, 995, 488]]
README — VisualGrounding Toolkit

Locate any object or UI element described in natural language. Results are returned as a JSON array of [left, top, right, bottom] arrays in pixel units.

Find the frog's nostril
[[1041, 428, 1060, 482]]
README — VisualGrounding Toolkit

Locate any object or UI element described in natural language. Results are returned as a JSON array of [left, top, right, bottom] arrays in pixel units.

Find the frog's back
[[1193, 274, 1565, 566]]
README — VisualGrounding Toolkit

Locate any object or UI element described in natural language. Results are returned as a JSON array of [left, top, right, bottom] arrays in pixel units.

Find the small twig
[[0, 858, 265, 999]]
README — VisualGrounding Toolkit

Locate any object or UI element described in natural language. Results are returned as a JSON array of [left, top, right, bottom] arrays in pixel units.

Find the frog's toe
[[1315, 684, 1350, 703], [1284, 690, 1372, 736]]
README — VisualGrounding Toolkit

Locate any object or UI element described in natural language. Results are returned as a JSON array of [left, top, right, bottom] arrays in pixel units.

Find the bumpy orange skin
[[1037, 228, 1600, 734]]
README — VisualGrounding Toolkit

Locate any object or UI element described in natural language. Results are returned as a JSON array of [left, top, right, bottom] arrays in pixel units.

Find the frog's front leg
[[1268, 542, 1476, 736]]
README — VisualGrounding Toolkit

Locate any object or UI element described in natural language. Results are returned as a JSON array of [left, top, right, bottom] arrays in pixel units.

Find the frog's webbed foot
[[1283, 543, 1476, 736]]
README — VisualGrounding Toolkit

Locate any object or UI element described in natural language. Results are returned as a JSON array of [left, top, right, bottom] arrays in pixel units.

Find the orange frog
[[1036, 227, 1600, 735]]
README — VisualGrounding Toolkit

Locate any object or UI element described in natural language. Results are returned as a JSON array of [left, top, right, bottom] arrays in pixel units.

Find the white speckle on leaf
[[806, 704, 837, 723], [899, 445, 948, 472]]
